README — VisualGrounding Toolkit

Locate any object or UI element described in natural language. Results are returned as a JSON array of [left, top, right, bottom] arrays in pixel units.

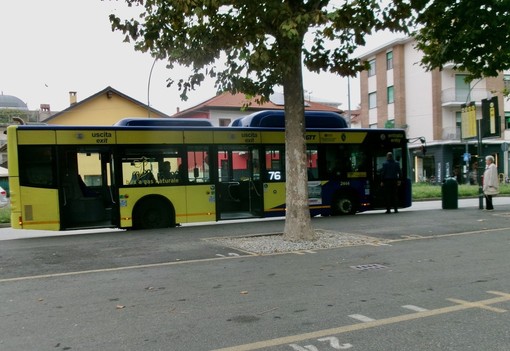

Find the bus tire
[[331, 194, 357, 215], [133, 197, 175, 229]]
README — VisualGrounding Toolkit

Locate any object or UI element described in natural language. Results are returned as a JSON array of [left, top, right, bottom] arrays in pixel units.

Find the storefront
[[410, 141, 504, 185]]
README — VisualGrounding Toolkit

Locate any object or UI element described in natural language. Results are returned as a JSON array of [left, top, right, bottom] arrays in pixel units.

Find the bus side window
[[157, 154, 185, 184], [325, 145, 353, 179], [265, 146, 285, 181], [158, 161, 172, 181], [187, 147, 210, 183], [351, 149, 368, 172], [307, 146, 318, 180], [19, 146, 55, 187], [122, 155, 156, 186], [178, 163, 188, 183], [129, 169, 156, 185]]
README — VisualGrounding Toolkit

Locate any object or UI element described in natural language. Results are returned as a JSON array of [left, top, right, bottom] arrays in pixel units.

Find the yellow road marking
[[391, 226, 510, 243], [212, 291, 510, 351], [447, 298, 507, 313]]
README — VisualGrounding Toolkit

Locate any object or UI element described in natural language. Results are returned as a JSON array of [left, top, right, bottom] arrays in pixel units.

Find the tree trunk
[[282, 49, 316, 242]]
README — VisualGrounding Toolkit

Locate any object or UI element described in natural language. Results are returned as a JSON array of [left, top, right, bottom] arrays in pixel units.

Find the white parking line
[[348, 314, 376, 323], [402, 305, 428, 312], [212, 291, 510, 351]]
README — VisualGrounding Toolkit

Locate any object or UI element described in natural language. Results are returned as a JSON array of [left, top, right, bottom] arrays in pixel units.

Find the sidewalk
[[1, 196, 509, 241], [408, 196, 510, 211]]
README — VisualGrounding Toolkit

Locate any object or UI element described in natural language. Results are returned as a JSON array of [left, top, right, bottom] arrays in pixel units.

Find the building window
[[387, 86, 394, 104], [456, 111, 462, 137], [368, 59, 376, 77], [368, 92, 377, 109], [455, 74, 470, 101], [504, 75, 510, 92], [505, 111, 510, 130], [384, 119, 395, 128], [219, 118, 231, 126], [386, 51, 393, 70]]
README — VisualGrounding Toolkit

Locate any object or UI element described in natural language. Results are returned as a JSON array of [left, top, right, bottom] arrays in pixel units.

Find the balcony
[[442, 127, 461, 141], [441, 88, 491, 107]]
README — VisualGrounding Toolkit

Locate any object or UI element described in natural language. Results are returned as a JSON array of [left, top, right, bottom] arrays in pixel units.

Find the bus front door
[[60, 148, 117, 230], [216, 146, 263, 220]]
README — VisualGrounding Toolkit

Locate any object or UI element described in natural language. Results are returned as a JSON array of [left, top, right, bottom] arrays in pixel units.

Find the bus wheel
[[331, 195, 357, 215], [133, 198, 174, 229]]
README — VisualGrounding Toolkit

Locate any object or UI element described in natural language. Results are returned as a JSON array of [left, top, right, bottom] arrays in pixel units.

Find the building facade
[[359, 37, 510, 184], [43, 87, 170, 125], [172, 92, 344, 126]]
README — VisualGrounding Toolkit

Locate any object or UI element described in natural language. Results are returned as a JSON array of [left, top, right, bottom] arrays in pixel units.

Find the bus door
[[216, 146, 263, 220], [373, 147, 407, 209], [59, 147, 117, 230]]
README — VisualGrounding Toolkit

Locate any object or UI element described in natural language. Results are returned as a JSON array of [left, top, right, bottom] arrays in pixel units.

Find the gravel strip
[[206, 229, 391, 255]]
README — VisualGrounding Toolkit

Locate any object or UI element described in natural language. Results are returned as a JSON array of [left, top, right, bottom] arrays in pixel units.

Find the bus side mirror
[[194, 167, 199, 178]]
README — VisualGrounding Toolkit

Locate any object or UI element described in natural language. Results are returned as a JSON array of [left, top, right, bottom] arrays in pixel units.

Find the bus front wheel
[[331, 195, 357, 215], [133, 198, 175, 229]]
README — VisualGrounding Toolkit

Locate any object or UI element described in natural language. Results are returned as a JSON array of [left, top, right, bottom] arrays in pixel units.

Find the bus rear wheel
[[331, 195, 357, 215], [133, 198, 174, 229]]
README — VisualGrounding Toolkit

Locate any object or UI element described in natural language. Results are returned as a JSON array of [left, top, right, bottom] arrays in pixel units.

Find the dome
[[0, 94, 28, 110]]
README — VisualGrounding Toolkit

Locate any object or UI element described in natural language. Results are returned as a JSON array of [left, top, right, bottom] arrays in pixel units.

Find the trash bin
[[442, 177, 458, 209]]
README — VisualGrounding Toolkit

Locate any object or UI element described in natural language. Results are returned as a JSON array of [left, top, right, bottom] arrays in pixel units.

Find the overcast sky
[[1, 1, 398, 114]]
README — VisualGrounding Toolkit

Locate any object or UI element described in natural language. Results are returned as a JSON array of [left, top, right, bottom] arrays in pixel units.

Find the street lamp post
[[147, 56, 158, 117], [465, 78, 484, 210], [347, 76, 352, 128], [476, 117, 484, 210]]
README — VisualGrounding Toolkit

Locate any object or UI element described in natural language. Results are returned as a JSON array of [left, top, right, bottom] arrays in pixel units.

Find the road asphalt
[[2, 196, 510, 350], [1, 196, 510, 241]]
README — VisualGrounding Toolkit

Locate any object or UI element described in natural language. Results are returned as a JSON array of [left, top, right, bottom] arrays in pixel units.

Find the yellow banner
[[461, 103, 477, 139]]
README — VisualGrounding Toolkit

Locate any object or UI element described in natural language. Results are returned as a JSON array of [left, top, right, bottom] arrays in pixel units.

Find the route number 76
[[268, 171, 282, 180]]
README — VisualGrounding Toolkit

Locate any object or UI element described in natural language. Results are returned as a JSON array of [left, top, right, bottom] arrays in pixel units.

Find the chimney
[[176, 107, 180, 113], [39, 104, 51, 122], [69, 91, 77, 105]]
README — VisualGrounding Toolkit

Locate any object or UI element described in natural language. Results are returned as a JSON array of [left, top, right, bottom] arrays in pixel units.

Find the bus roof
[[230, 110, 348, 128], [114, 117, 213, 127]]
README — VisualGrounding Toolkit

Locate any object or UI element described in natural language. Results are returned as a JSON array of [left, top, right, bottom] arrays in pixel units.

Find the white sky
[[1, 1, 398, 114]]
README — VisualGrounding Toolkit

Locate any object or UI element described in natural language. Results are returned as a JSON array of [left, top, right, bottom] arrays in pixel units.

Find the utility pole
[[476, 117, 484, 209]]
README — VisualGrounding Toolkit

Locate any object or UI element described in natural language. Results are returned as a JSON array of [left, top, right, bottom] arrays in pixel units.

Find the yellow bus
[[7, 112, 411, 231]]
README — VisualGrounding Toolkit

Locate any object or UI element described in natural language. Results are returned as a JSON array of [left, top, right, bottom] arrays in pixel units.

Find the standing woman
[[483, 155, 499, 210]]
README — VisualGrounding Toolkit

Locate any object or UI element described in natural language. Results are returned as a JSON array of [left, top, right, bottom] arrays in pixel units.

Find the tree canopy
[[110, 0, 415, 100], [0, 109, 30, 124], [413, 0, 510, 83]]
